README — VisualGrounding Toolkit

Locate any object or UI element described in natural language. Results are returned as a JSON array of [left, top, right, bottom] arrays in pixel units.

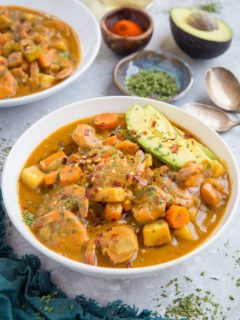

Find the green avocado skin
[[170, 17, 232, 59]]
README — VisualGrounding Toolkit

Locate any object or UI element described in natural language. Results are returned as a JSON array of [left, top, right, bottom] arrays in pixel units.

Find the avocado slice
[[174, 127, 217, 162], [126, 104, 195, 169], [170, 7, 232, 59]]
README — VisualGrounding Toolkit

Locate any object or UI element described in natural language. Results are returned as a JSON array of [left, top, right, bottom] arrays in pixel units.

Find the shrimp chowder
[[19, 105, 230, 268]]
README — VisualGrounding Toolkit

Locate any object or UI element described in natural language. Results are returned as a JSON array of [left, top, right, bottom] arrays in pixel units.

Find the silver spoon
[[206, 67, 240, 112], [184, 102, 240, 132]]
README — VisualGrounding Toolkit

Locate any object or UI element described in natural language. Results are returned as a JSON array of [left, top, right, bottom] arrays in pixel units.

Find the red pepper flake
[[112, 180, 122, 187], [93, 187, 99, 193], [184, 133, 193, 139], [172, 144, 179, 153], [131, 130, 137, 135], [151, 121, 157, 128], [133, 175, 140, 183], [85, 190, 91, 199], [84, 129, 90, 136], [142, 131, 148, 135], [58, 140, 64, 147]]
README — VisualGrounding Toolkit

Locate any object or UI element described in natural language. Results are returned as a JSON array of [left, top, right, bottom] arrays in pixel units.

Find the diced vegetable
[[0, 15, 11, 29], [52, 39, 68, 51], [39, 73, 56, 89], [104, 203, 122, 221], [0, 32, 11, 45], [38, 49, 56, 68], [116, 140, 139, 155], [21, 165, 45, 189], [43, 170, 59, 186], [2, 40, 16, 57], [24, 43, 42, 62], [165, 205, 190, 229], [201, 182, 219, 206], [143, 219, 172, 247], [188, 208, 198, 222], [103, 135, 122, 146], [59, 165, 81, 185], [173, 223, 197, 241], [212, 160, 225, 178], [144, 153, 152, 167], [91, 187, 126, 202], [94, 113, 119, 131], [39, 151, 67, 172], [122, 199, 132, 211]]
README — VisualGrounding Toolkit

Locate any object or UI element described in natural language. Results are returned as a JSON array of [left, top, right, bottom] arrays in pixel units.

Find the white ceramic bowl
[[2, 96, 239, 278], [0, 0, 101, 108]]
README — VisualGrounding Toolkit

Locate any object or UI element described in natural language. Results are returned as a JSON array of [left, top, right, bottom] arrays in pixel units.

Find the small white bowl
[[2, 96, 239, 278], [0, 0, 101, 108]]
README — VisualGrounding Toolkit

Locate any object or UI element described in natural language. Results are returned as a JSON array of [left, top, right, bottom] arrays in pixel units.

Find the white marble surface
[[1, 0, 240, 318]]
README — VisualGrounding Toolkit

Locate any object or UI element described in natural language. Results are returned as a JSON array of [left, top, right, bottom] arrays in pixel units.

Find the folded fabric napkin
[[0, 191, 170, 320]]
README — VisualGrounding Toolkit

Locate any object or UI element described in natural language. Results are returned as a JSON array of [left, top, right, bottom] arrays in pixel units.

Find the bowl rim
[[0, 0, 101, 108], [101, 6, 154, 41], [113, 50, 194, 103], [2, 96, 239, 278]]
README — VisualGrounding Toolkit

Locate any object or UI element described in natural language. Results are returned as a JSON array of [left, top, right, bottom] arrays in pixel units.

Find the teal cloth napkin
[[0, 191, 170, 320]]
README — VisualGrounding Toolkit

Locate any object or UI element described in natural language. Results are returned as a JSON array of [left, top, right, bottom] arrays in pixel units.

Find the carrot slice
[[165, 205, 189, 229], [116, 140, 139, 155], [59, 165, 81, 186], [94, 113, 119, 131], [103, 135, 122, 146]]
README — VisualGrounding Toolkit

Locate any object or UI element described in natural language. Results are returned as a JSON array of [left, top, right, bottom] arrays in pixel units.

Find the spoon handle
[[230, 120, 240, 129]]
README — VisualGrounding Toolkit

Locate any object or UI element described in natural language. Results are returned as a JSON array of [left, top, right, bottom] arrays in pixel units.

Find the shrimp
[[30, 61, 40, 88], [37, 184, 89, 218], [72, 124, 102, 149], [132, 185, 168, 224], [176, 162, 201, 187], [33, 209, 89, 252], [0, 66, 17, 99], [84, 226, 138, 265], [55, 62, 74, 80]]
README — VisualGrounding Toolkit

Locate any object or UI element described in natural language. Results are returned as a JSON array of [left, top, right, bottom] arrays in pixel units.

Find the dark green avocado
[[170, 7, 232, 59]]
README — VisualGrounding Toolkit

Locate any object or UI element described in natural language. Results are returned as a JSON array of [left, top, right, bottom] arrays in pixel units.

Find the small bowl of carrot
[[101, 7, 153, 55]]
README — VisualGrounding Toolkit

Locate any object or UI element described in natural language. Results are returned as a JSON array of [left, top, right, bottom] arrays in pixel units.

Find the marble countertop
[[1, 0, 240, 318]]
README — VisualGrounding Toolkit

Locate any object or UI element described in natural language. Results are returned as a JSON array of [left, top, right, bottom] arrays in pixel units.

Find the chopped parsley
[[23, 210, 35, 226]]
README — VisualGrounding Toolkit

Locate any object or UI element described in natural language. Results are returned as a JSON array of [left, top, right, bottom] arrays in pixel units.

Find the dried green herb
[[126, 69, 179, 101], [165, 292, 222, 319], [23, 210, 35, 226]]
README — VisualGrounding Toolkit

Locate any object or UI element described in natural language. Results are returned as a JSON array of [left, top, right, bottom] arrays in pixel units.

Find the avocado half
[[170, 7, 232, 59]]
